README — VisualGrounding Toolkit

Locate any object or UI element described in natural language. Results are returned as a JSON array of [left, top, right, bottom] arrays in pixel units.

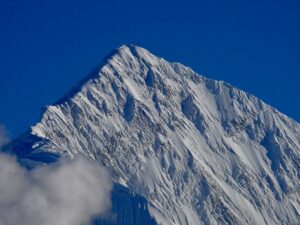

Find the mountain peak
[[112, 44, 165, 68], [54, 45, 165, 105], [117, 44, 153, 57], [7, 46, 300, 225]]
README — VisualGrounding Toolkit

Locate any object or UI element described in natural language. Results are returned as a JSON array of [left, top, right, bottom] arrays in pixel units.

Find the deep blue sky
[[0, 0, 299, 138]]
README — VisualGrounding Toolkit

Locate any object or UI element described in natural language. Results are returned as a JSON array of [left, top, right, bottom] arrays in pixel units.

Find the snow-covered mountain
[[6, 45, 300, 224]]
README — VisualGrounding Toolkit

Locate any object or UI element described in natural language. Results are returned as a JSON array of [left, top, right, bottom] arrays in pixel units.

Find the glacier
[[4, 45, 300, 225]]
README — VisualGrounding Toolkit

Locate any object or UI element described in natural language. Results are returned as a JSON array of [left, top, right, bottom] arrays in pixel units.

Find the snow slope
[[6, 45, 300, 224]]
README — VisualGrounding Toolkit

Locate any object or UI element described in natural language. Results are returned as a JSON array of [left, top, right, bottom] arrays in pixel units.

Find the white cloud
[[0, 125, 9, 149], [0, 154, 113, 225]]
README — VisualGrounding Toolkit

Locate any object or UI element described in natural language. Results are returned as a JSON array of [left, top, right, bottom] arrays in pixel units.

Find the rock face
[[7, 45, 300, 224]]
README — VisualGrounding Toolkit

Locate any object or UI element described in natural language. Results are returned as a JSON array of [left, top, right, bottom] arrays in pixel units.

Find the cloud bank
[[0, 154, 113, 225]]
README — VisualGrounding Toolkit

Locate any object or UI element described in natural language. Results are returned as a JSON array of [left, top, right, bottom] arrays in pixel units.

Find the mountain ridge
[[57, 44, 299, 126]]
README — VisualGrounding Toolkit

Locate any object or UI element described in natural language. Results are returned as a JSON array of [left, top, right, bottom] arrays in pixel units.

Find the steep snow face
[[10, 45, 300, 224]]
